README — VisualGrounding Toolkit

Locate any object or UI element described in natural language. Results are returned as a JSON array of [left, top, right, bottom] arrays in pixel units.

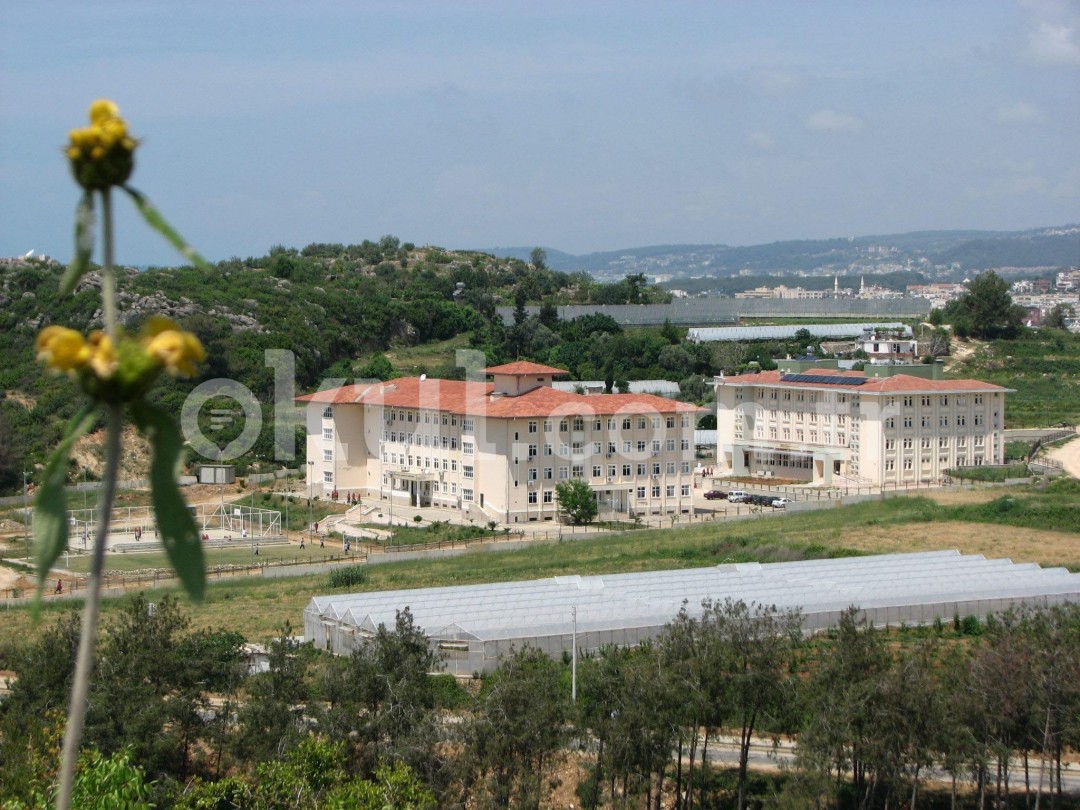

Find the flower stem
[[56, 188, 122, 810], [101, 189, 118, 341]]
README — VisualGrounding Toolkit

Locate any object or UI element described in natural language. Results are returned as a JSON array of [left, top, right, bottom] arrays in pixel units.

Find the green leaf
[[60, 191, 96, 295], [131, 401, 206, 601], [122, 185, 210, 270], [33, 406, 97, 608]]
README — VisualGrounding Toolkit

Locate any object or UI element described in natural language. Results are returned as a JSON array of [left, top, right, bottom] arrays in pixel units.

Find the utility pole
[[23, 469, 30, 561], [307, 460, 314, 545], [571, 604, 578, 703]]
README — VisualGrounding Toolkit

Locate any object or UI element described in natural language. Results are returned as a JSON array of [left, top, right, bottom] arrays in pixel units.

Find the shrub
[[327, 565, 368, 589]]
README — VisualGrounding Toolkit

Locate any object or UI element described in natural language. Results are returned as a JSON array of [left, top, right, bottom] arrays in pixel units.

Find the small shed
[[198, 464, 236, 485]]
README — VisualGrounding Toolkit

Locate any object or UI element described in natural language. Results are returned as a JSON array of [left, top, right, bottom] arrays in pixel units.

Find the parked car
[[750, 494, 774, 506], [727, 489, 749, 503], [703, 490, 727, 500], [771, 497, 791, 508]]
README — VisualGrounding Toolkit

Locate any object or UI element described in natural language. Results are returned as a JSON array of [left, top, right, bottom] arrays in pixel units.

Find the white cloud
[[1028, 21, 1080, 63], [994, 101, 1044, 122], [1018, 0, 1080, 64], [804, 109, 864, 133]]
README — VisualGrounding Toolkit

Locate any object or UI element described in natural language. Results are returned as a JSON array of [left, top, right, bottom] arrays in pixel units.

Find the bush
[[327, 565, 368, 589]]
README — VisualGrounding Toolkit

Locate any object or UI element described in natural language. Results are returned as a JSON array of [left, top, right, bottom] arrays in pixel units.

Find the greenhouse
[[303, 550, 1080, 675]]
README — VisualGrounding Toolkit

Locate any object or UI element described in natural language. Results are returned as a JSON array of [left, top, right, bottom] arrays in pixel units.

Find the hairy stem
[[56, 187, 122, 809], [101, 189, 118, 341], [55, 404, 122, 809]]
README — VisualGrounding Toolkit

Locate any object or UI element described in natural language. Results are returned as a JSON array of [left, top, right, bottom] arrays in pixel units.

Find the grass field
[[1, 479, 1077, 650]]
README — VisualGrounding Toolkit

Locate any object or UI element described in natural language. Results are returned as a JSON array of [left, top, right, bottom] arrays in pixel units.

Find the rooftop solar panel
[[780, 373, 868, 386]]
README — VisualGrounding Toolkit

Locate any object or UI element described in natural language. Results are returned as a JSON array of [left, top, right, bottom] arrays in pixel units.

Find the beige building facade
[[713, 369, 1011, 487], [299, 362, 704, 524]]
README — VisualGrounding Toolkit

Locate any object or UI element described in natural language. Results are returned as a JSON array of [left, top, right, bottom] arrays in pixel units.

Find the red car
[[703, 490, 727, 500]]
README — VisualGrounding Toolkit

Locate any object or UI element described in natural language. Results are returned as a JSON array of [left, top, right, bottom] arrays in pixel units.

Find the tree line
[[1, 594, 1078, 809]]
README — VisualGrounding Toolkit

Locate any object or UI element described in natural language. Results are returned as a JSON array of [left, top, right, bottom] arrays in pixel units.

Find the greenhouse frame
[[304, 550, 1080, 675]]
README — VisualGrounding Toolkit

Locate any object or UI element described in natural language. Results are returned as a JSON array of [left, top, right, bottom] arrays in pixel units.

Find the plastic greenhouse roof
[[305, 551, 1080, 643]]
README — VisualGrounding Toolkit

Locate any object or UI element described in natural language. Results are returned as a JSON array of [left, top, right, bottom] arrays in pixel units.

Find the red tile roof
[[481, 361, 568, 376], [297, 377, 706, 417], [715, 370, 1011, 394]]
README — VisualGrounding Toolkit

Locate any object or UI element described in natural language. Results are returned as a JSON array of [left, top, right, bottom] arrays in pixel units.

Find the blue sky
[[2, 1, 1078, 266]]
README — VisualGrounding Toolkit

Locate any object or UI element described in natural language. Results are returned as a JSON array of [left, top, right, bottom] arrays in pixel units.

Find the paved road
[[703, 736, 1080, 796]]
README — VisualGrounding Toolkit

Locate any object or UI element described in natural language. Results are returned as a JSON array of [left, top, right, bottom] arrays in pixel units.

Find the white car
[[770, 497, 791, 508]]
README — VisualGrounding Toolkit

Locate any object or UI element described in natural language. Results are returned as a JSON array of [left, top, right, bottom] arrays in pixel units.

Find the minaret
[[833, 274, 839, 297]]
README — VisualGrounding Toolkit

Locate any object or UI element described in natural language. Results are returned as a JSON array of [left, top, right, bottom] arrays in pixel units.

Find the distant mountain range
[[481, 225, 1079, 280]]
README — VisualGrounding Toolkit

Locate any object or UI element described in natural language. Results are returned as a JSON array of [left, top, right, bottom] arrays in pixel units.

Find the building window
[[528, 444, 538, 458], [528, 420, 538, 434], [559, 467, 569, 480], [592, 465, 602, 477], [903, 438, 913, 449], [559, 420, 569, 432], [528, 468, 537, 481], [681, 461, 691, 473], [608, 465, 617, 477], [637, 463, 646, 475], [463, 441, 474, 455], [651, 485, 661, 497], [323, 449, 333, 462], [637, 487, 646, 499], [451, 460, 457, 472], [528, 491, 538, 504], [323, 471, 334, 483], [652, 463, 661, 475], [543, 490, 553, 504], [572, 465, 584, 478], [623, 464, 632, 476], [462, 418, 474, 433], [544, 443, 553, 456], [884, 418, 895, 430], [666, 485, 675, 497], [886, 439, 895, 451], [593, 442, 602, 454], [623, 418, 632, 430], [544, 467, 553, 480], [323, 427, 333, 441], [322, 406, 333, 418], [666, 462, 676, 474], [681, 484, 690, 496], [462, 488, 473, 502]]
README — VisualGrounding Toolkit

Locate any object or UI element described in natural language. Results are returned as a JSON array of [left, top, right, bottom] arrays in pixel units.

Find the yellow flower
[[89, 99, 119, 125], [67, 99, 137, 191], [36, 326, 91, 372], [87, 331, 119, 379], [142, 318, 205, 378]]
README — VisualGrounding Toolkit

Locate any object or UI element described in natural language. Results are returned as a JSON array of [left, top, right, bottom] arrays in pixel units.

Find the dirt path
[[1046, 428, 1080, 478]]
